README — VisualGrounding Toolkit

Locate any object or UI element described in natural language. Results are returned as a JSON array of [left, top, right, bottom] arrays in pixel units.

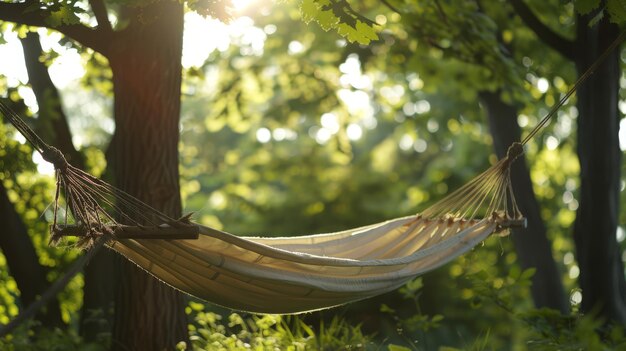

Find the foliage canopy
[[0, 0, 626, 349]]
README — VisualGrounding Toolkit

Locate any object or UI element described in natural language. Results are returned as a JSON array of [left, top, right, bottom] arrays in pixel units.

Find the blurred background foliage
[[0, 0, 626, 349]]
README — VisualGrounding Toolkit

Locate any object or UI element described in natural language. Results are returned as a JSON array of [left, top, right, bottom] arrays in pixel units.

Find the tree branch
[[20, 32, 87, 168], [0, 236, 107, 338], [433, 0, 449, 25], [0, 2, 109, 54], [88, 0, 112, 33], [379, 0, 401, 15], [511, 0, 575, 60], [0, 183, 66, 329]]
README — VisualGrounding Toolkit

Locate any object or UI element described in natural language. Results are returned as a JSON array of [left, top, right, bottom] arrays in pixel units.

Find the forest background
[[1, 0, 626, 350]]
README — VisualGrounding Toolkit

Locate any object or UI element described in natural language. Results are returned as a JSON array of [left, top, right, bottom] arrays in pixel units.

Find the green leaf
[[297, 319, 316, 338], [520, 267, 536, 281], [508, 265, 521, 280], [607, 0, 626, 23], [380, 303, 396, 314], [188, 0, 231, 21], [575, 0, 602, 14], [388, 344, 412, 351], [301, 0, 339, 30], [588, 9, 606, 26], [300, 0, 322, 24], [45, 5, 81, 27], [299, 0, 377, 44], [404, 277, 424, 293], [318, 11, 340, 30], [337, 21, 378, 44]]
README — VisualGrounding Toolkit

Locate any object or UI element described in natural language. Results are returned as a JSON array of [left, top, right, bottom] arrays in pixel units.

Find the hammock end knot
[[41, 146, 68, 171], [505, 142, 524, 164]]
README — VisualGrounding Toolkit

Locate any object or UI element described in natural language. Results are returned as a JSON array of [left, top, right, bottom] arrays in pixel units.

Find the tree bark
[[20, 31, 117, 340], [20, 32, 84, 166], [512, 0, 626, 325], [573, 16, 626, 324], [480, 90, 568, 313], [0, 183, 64, 329], [107, 2, 189, 349], [80, 250, 117, 341], [1, 0, 189, 346]]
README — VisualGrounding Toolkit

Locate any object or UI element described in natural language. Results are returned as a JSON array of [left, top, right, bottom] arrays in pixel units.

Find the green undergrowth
[[3, 267, 626, 351], [182, 302, 372, 350]]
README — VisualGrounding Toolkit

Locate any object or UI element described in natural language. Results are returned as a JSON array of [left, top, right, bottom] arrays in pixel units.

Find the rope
[[0, 99, 178, 245], [0, 100, 186, 336], [521, 29, 626, 145], [0, 103, 69, 169], [0, 26, 624, 339]]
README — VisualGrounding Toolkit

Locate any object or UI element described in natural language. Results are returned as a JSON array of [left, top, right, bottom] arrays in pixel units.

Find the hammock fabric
[[110, 215, 515, 314], [0, 30, 624, 336], [103, 145, 525, 313], [0, 100, 529, 314]]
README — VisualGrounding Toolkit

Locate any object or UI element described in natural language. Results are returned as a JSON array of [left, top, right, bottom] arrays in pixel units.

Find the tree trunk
[[20, 31, 117, 340], [480, 90, 568, 313], [0, 183, 64, 329], [107, 2, 189, 349], [20, 32, 84, 166], [573, 16, 626, 323]]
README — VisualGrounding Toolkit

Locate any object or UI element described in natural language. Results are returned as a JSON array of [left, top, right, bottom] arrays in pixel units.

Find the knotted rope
[[0, 103, 195, 247], [0, 28, 625, 339], [0, 103, 196, 338], [521, 30, 626, 145]]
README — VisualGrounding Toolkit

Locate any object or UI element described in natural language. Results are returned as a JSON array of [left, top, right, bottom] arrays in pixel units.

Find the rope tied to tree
[[41, 146, 68, 171], [520, 29, 626, 146], [0, 27, 625, 340], [0, 102, 197, 247], [0, 29, 623, 246], [505, 142, 524, 162]]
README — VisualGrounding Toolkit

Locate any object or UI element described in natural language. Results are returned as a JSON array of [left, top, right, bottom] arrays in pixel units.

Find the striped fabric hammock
[[0, 102, 525, 314], [106, 142, 526, 313], [109, 154, 524, 313], [1, 31, 623, 337], [112, 214, 516, 314]]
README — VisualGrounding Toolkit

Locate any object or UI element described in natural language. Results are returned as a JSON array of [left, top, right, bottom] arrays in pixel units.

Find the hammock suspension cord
[[0, 29, 625, 336], [0, 103, 198, 246], [521, 29, 626, 145]]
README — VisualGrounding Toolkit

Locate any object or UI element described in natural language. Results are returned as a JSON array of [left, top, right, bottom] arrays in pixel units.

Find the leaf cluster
[[185, 302, 372, 350], [576, 0, 626, 23], [300, 0, 379, 44]]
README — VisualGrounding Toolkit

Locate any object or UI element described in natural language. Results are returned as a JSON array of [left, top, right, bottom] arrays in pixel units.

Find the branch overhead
[[0, 2, 109, 54], [511, 0, 575, 60], [88, 0, 113, 33]]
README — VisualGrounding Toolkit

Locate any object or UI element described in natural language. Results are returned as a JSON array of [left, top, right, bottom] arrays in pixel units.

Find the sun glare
[[0, 30, 28, 85], [0, 27, 84, 92], [32, 151, 55, 176], [231, 0, 257, 12], [182, 12, 267, 68], [619, 118, 626, 151]]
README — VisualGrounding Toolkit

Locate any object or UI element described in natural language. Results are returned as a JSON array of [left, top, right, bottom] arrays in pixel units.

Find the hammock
[[0, 30, 622, 324], [107, 142, 526, 313], [0, 101, 524, 314], [111, 216, 511, 314]]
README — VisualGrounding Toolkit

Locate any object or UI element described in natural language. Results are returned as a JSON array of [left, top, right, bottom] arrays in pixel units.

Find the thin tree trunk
[[0, 183, 64, 329], [480, 90, 568, 313], [573, 16, 626, 324], [20, 31, 117, 340], [107, 2, 189, 349], [20, 32, 83, 166]]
